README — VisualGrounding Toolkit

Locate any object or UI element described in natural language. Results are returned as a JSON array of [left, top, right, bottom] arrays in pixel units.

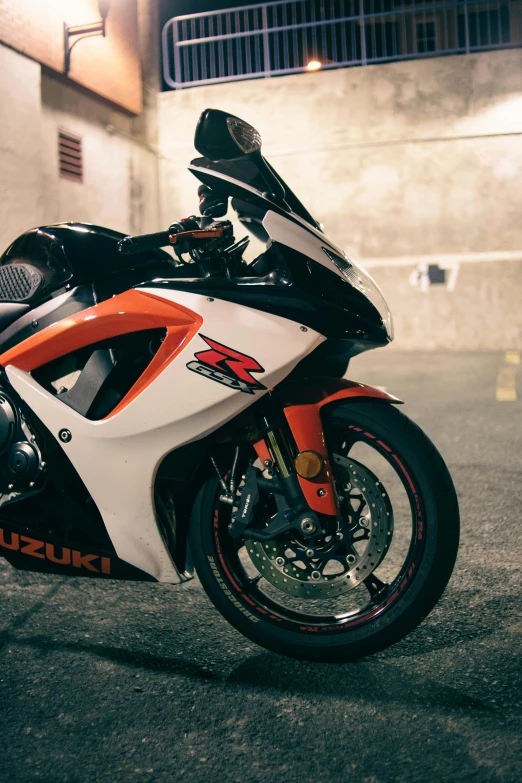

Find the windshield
[[187, 145, 393, 342], [189, 155, 321, 232]]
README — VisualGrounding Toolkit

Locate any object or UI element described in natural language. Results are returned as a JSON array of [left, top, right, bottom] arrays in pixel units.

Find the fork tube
[[265, 428, 292, 478]]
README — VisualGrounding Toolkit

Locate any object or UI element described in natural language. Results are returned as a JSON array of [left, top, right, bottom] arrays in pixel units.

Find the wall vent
[[58, 129, 83, 182]]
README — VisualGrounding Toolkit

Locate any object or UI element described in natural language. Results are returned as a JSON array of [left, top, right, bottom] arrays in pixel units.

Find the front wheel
[[189, 402, 459, 662]]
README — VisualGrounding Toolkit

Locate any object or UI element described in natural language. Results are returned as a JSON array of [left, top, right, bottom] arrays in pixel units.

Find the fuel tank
[[0, 223, 175, 308]]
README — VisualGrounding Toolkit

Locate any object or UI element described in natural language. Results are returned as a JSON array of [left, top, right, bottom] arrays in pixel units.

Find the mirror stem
[[251, 151, 288, 209]]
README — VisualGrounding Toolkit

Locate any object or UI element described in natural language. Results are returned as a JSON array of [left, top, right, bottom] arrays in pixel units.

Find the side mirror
[[194, 109, 262, 161]]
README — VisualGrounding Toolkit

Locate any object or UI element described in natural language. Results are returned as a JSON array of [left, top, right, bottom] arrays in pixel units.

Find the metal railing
[[162, 0, 520, 89]]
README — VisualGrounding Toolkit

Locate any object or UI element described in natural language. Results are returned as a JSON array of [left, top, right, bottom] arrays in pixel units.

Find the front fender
[[280, 378, 402, 515], [280, 377, 402, 409]]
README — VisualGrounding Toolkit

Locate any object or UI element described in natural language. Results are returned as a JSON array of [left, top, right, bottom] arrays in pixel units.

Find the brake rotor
[[245, 455, 393, 598]]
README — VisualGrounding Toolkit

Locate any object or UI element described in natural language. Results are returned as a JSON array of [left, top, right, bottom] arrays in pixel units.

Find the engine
[[0, 388, 45, 497]]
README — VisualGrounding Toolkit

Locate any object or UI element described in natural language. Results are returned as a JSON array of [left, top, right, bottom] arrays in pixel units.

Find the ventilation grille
[[58, 129, 83, 182]]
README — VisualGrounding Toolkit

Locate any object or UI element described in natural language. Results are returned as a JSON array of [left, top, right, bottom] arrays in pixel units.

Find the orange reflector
[[294, 450, 324, 479]]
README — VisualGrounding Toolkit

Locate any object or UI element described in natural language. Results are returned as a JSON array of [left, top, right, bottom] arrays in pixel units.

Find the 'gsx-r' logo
[[186, 335, 266, 394]]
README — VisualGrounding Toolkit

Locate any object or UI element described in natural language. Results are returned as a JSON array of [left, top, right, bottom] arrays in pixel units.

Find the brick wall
[[0, 0, 142, 114]]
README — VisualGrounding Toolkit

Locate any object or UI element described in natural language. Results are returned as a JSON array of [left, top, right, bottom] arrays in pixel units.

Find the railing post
[[262, 4, 271, 77], [463, 0, 471, 53], [173, 19, 183, 88], [359, 0, 367, 65]]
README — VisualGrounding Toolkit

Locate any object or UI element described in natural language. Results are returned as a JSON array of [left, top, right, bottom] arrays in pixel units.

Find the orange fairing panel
[[0, 289, 203, 418], [282, 380, 402, 515], [252, 437, 272, 467]]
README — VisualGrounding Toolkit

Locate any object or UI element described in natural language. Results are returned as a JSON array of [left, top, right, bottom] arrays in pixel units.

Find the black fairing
[[0, 223, 176, 305], [138, 243, 389, 360]]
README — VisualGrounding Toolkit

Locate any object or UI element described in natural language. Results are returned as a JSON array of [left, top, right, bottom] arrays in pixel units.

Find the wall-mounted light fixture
[[63, 1, 111, 75]]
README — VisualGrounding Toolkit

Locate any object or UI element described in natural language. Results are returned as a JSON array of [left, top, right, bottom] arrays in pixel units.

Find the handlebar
[[117, 229, 173, 256], [118, 217, 201, 256]]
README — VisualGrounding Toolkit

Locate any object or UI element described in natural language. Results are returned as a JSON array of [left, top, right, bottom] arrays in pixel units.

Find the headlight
[[322, 247, 394, 341]]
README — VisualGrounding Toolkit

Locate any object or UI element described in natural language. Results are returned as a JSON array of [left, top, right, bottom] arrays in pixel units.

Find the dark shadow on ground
[[11, 634, 219, 681], [227, 653, 496, 712], [9, 633, 502, 714]]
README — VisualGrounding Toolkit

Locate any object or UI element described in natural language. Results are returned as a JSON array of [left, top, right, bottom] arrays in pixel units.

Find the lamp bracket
[[63, 18, 106, 75]]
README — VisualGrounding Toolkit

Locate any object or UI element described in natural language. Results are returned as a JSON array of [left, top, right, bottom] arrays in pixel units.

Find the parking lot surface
[[1, 352, 521, 783]]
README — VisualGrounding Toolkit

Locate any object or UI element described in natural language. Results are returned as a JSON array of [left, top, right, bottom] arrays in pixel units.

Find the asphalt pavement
[[1, 352, 521, 783]]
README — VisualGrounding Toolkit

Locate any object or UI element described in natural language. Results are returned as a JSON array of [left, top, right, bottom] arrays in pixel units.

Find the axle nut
[[300, 518, 317, 534]]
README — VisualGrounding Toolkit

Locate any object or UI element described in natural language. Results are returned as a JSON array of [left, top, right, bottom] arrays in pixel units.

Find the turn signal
[[294, 451, 323, 479]]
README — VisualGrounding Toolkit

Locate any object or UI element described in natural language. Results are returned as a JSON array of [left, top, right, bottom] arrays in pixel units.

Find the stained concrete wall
[[0, 43, 161, 255], [0, 45, 43, 253], [158, 48, 522, 350], [158, 48, 522, 259], [367, 256, 522, 351], [39, 75, 160, 237]]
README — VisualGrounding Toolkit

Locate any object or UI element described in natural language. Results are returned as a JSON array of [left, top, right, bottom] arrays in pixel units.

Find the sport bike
[[0, 110, 459, 662]]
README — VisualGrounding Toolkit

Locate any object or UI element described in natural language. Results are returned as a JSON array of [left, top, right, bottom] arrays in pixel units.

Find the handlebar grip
[[118, 230, 172, 256]]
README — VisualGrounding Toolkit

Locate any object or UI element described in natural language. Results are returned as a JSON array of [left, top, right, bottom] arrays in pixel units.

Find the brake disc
[[245, 455, 394, 598]]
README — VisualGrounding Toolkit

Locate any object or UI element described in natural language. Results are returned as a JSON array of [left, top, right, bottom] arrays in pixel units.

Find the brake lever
[[168, 226, 231, 246]]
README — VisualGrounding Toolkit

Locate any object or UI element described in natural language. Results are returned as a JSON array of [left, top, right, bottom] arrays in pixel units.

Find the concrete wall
[[0, 45, 43, 255], [0, 0, 142, 114], [158, 48, 522, 350], [138, 0, 161, 92], [0, 43, 160, 254], [367, 256, 522, 351]]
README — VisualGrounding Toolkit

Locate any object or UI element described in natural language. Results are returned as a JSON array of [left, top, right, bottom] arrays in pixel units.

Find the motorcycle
[[0, 109, 459, 662]]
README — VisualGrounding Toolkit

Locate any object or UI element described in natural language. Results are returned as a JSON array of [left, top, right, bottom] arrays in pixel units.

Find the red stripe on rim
[[377, 440, 392, 452], [392, 454, 416, 493]]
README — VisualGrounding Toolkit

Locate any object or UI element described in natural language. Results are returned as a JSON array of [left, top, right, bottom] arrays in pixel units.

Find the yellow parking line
[[496, 352, 519, 401]]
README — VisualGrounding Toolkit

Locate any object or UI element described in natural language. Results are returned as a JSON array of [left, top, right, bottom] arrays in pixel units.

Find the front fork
[[254, 424, 326, 537], [272, 379, 402, 516], [225, 396, 336, 543], [253, 395, 339, 516], [219, 382, 401, 543]]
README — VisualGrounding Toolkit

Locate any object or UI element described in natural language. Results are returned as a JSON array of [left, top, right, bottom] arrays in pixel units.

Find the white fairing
[[263, 210, 348, 279], [6, 289, 324, 582]]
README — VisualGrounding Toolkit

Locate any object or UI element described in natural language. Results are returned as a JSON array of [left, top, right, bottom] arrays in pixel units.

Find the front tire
[[189, 402, 459, 662]]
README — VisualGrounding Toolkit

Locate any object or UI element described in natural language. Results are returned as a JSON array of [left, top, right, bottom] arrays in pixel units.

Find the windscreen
[[188, 155, 321, 232]]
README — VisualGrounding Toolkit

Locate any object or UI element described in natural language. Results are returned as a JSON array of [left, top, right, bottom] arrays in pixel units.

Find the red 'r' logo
[[186, 335, 266, 394]]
